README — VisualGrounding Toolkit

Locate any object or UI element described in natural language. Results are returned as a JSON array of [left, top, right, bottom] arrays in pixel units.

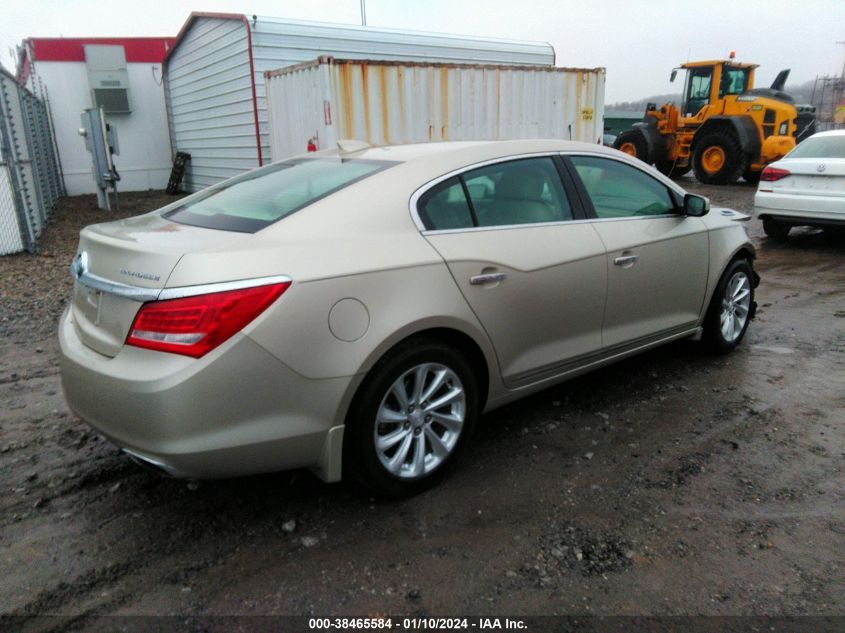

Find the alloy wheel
[[720, 271, 751, 343], [374, 363, 466, 479]]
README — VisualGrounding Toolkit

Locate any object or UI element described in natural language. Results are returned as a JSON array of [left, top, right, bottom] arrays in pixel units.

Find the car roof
[[809, 129, 845, 138], [302, 138, 686, 201], [317, 139, 621, 164]]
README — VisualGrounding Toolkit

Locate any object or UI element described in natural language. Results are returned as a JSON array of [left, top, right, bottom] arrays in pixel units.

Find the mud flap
[[750, 271, 760, 320], [312, 425, 345, 483]]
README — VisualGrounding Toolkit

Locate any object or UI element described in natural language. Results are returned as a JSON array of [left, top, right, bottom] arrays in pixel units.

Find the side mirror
[[670, 69, 678, 83], [683, 193, 710, 217]]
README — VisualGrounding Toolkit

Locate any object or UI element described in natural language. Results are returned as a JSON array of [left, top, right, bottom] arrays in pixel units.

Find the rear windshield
[[165, 158, 394, 232], [787, 135, 845, 160]]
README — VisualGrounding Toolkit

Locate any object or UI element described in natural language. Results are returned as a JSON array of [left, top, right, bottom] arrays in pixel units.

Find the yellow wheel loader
[[614, 60, 816, 184]]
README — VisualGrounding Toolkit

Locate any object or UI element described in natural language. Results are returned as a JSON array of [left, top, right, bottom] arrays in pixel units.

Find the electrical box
[[84, 45, 131, 114], [79, 107, 121, 210]]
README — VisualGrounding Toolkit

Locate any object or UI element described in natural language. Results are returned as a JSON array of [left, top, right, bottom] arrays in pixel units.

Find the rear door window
[[464, 157, 573, 227], [417, 177, 475, 230], [417, 157, 575, 231], [166, 158, 393, 232]]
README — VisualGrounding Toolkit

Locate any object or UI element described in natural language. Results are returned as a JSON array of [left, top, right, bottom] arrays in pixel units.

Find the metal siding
[[250, 18, 554, 66], [166, 17, 255, 191], [252, 19, 555, 166], [266, 60, 605, 161], [167, 15, 557, 191]]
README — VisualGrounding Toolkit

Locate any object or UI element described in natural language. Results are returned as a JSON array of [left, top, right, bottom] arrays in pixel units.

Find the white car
[[754, 129, 845, 238]]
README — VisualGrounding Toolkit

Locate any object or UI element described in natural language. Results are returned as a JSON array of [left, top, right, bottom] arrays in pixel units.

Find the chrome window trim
[[72, 260, 292, 303], [419, 213, 686, 236], [409, 150, 688, 234]]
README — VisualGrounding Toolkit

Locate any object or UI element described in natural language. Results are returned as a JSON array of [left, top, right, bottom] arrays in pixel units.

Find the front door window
[[569, 156, 678, 217]]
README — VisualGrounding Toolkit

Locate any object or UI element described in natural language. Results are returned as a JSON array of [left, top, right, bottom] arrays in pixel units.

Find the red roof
[[29, 37, 176, 63]]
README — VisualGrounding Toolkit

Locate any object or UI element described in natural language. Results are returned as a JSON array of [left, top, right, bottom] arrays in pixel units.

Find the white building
[[18, 37, 175, 195]]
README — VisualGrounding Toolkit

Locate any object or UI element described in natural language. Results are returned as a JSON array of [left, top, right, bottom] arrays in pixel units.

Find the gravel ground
[[1, 185, 844, 630]]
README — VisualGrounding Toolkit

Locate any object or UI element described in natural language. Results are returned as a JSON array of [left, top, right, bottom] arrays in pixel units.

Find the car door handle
[[613, 255, 640, 267], [470, 272, 507, 285]]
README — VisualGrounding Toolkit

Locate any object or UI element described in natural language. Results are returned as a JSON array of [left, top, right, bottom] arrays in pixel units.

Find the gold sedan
[[59, 140, 758, 496]]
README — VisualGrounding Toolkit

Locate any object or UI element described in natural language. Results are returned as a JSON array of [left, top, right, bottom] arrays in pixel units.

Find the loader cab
[[675, 61, 757, 118]]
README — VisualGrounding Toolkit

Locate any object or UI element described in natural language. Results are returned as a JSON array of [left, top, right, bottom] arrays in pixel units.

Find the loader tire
[[656, 160, 691, 178], [693, 129, 746, 185], [742, 169, 761, 185], [614, 130, 650, 164]]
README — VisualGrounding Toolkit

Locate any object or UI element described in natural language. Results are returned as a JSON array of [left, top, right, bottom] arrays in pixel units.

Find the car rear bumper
[[58, 307, 353, 481], [756, 213, 845, 228], [754, 191, 845, 225]]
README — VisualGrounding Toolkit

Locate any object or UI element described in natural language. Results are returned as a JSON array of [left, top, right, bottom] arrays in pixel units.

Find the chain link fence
[[0, 68, 64, 255]]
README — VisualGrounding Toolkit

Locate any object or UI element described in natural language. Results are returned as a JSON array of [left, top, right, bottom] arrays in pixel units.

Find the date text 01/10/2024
[[307, 618, 527, 630]]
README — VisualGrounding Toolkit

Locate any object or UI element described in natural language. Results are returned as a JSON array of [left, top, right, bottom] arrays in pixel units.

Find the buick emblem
[[817, 164, 826, 173]]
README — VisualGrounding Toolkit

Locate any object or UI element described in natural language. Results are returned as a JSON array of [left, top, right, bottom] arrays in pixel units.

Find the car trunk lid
[[70, 213, 246, 357], [768, 158, 845, 196]]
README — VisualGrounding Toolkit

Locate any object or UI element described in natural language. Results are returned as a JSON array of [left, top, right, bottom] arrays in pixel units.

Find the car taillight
[[126, 281, 291, 358], [759, 166, 791, 182]]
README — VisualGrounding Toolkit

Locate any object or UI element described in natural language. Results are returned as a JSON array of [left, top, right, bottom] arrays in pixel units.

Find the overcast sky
[[2, 0, 844, 103]]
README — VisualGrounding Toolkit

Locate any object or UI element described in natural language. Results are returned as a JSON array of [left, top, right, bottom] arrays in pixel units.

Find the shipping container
[[163, 12, 556, 192], [265, 57, 605, 160]]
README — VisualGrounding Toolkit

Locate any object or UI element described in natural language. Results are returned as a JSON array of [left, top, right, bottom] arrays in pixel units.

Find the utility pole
[[360, 0, 367, 26]]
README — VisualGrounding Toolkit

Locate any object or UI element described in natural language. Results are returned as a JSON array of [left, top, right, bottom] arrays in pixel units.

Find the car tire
[[763, 217, 790, 239], [692, 129, 746, 185], [613, 130, 650, 164], [343, 339, 479, 497], [701, 259, 755, 355]]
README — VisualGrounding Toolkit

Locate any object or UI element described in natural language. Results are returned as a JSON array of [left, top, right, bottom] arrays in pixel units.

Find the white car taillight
[[759, 167, 791, 182]]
